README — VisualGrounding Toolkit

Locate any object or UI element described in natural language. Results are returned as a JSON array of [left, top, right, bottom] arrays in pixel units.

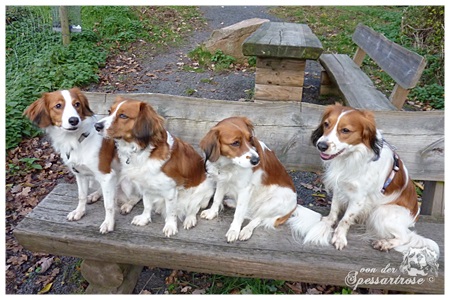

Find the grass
[[5, 6, 203, 150], [270, 6, 444, 109]]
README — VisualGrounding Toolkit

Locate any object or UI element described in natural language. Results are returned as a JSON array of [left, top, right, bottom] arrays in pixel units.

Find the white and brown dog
[[94, 97, 215, 237], [199, 116, 297, 242], [289, 104, 439, 256], [23, 87, 120, 233]]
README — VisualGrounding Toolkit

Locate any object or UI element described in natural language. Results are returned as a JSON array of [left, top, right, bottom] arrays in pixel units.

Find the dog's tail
[[288, 205, 332, 246], [395, 232, 440, 258]]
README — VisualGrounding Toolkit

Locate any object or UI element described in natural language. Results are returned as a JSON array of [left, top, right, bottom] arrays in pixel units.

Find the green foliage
[[7, 158, 42, 176], [207, 275, 287, 294], [270, 6, 444, 110], [6, 6, 203, 150], [188, 46, 236, 71]]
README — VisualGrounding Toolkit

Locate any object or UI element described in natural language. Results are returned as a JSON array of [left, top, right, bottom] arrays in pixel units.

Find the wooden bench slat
[[14, 183, 445, 293], [319, 54, 398, 111], [352, 23, 426, 89]]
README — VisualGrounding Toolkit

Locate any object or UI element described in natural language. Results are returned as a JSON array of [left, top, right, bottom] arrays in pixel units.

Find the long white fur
[[43, 90, 118, 234], [98, 101, 215, 237], [201, 142, 297, 243], [289, 109, 439, 256]]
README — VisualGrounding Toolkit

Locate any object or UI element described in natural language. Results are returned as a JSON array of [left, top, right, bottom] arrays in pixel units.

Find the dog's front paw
[[226, 229, 240, 243], [238, 227, 253, 241], [87, 190, 102, 204], [200, 208, 218, 220], [67, 209, 85, 221], [163, 221, 178, 237], [183, 215, 197, 230], [372, 239, 393, 251], [99, 220, 114, 234], [120, 203, 134, 215], [131, 214, 151, 226], [331, 231, 348, 250]]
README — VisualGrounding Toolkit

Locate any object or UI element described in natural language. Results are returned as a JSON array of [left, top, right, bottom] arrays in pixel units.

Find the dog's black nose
[[68, 117, 79, 126], [94, 122, 104, 132], [250, 155, 260, 166], [317, 141, 329, 152]]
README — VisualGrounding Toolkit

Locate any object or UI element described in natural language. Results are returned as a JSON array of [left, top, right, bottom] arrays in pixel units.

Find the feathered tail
[[288, 205, 333, 246]]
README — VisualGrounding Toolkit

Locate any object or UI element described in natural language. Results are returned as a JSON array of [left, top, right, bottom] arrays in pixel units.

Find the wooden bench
[[319, 24, 444, 217], [242, 22, 323, 101], [14, 94, 444, 294]]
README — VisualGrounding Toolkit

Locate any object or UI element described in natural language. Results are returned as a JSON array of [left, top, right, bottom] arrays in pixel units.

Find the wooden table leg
[[80, 259, 143, 294]]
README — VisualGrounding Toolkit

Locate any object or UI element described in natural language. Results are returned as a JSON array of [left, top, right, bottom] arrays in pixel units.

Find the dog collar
[[381, 152, 400, 194]]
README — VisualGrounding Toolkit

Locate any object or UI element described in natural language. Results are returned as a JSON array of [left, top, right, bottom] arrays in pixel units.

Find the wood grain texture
[[14, 184, 445, 293], [242, 22, 323, 59], [352, 23, 426, 89], [255, 67, 305, 87], [254, 84, 303, 101], [85, 92, 444, 182], [319, 54, 398, 111]]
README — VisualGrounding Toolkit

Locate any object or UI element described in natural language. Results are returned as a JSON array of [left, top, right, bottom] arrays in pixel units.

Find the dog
[[289, 104, 439, 256], [23, 87, 121, 233], [199, 116, 297, 242], [94, 96, 215, 237]]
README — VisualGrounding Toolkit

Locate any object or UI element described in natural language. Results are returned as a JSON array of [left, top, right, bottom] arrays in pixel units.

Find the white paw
[[226, 229, 240, 243], [331, 231, 348, 250], [120, 203, 134, 215], [200, 208, 218, 220], [238, 227, 253, 241], [87, 191, 102, 204], [67, 209, 85, 221], [183, 215, 197, 230], [131, 214, 151, 226], [99, 220, 114, 234], [163, 221, 178, 237], [372, 239, 392, 251]]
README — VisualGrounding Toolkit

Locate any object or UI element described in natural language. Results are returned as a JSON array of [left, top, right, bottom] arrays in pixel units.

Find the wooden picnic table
[[243, 22, 323, 101]]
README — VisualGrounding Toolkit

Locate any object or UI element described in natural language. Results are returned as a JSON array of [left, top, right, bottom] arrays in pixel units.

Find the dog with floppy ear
[[289, 104, 439, 256], [95, 97, 215, 237], [23, 87, 124, 233], [199, 116, 298, 242]]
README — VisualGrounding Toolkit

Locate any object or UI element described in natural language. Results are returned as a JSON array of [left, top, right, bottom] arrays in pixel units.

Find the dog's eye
[[230, 141, 240, 147], [341, 128, 351, 134], [107, 110, 111, 114], [55, 103, 62, 109], [119, 113, 128, 119], [323, 121, 329, 128], [73, 102, 81, 108]]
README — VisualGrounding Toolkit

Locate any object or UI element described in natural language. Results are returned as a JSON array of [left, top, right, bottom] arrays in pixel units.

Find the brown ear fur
[[23, 95, 52, 128], [133, 102, 165, 148], [71, 87, 94, 117], [199, 129, 221, 162]]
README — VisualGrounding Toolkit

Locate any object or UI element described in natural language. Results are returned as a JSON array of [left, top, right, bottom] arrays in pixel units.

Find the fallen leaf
[[38, 282, 53, 294], [37, 257, 54, 273]]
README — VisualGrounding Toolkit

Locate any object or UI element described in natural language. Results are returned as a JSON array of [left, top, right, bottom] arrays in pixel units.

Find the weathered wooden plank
[[353, 47, 366, 66], [14, 183, 445, 293], [255, 67, 305, 87], [85, 93, 444, 182], [242, 22, 323, 59], [256, 58, 306, 70], [389, 84, 411, 109], [421, 181, 445, 217], [319, 54, 398, 111], [254, 84, 303, 101], [352, 23, 426, 89]]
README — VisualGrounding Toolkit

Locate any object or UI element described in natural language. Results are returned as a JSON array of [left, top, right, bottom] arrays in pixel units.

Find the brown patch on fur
[[253, 137, 295, 191], [274, 206, 297, 227], [98, 138, 116, 174], [200, 116, 255, 162], [23, 87, 93, 128], [162, 137, 206, 188], [384, 158, 419, 219], [105, 98, 166, 149]]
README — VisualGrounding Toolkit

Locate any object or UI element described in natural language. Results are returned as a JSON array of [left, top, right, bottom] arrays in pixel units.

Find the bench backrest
[[351, 23, 426, 108]]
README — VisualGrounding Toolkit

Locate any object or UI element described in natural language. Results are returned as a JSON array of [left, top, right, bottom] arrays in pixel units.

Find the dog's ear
[[200, 129, 221, 162], [241, 116, 255, 135], [361, 110, 382, 159], [71, 87, 94, 117], [23, 95, 52, 128], [133, 102, 165, 148]]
